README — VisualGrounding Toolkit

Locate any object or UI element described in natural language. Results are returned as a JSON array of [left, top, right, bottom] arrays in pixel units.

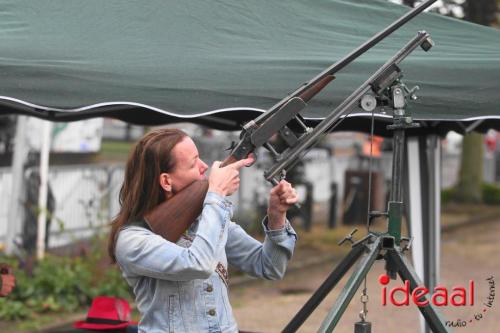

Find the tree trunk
[[464, 0, 497, 26], [402, 0, 416, 7], [454, 133, 484, 203]]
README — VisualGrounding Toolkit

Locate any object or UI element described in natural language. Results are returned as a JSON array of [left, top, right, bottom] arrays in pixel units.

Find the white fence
[[0, 165, 124, 249]]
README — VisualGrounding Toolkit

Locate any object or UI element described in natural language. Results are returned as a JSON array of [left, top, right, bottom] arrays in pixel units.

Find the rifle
[[144, 0, 437, 242]]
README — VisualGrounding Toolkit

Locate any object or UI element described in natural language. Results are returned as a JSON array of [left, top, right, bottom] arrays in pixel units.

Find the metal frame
[[281, 62, 451, 333]]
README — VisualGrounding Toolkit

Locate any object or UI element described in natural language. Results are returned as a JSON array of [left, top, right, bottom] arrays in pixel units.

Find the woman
[[108, 128, 298, 333]]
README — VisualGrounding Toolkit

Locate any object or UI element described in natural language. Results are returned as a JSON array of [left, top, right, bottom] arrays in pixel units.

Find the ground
[[230, 211, 500, 333]]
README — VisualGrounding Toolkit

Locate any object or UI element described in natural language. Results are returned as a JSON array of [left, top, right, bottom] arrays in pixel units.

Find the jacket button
[[208, 309, 216, 316], [206, 285, 213, 292]]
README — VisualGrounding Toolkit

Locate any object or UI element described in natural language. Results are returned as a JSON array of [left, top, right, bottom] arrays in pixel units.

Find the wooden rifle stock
[[220, 154, 238, 167], [298, 75, 335, 102], [144, 154, 238, 242]]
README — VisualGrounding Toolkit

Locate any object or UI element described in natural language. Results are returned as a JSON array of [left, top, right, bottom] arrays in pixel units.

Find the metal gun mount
[[281, 32, 451, 333], [262, 31, 434, 185]]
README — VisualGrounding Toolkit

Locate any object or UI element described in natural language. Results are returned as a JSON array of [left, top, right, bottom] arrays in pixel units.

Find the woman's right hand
[[208, 156, 254, 196]]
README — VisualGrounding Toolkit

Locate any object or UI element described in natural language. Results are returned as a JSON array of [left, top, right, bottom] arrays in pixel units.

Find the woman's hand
[[267, 180, 298, 229], [208, 155, 255, 196]]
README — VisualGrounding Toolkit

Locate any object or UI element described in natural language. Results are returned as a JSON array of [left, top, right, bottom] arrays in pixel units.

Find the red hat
[[74, 296, 136, 330]]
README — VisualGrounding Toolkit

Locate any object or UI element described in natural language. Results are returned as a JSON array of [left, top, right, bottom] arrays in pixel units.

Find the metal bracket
[[338, 228, 358, 246], [465, 119, 484, 133], [279, 125, 299, 147], [352, 234, 376, 248], [400, 236, 413, 252], [250, 97, 306, 147], [368, 211, 388, 226], [372, 64, 402, 94]]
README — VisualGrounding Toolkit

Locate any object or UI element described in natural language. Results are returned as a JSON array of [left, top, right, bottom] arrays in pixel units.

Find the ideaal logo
[[378, 274, 474, 306], [378, 274, 495, 328]]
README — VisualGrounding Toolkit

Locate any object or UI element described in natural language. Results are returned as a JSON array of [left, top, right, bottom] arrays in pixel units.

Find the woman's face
[[164, 136, 208, 195]]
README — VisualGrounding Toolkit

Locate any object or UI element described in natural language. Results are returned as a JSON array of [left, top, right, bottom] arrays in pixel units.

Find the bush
[[442, 183, 500, 206], [482, 182, 500, 205], [441, 187, 455, 205], [0, 238, 132, 321]]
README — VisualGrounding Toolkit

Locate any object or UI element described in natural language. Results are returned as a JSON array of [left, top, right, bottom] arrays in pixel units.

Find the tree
[[463, 0, 498, 25], [455, 133, 484, 202], [402, 0, 417, 6]]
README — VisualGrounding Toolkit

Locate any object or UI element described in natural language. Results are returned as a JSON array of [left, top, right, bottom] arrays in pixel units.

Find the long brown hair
[[108, 128, 187, 263]]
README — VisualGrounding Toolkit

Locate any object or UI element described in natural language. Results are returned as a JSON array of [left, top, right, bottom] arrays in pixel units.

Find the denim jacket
[[115, 192, 297, 333]]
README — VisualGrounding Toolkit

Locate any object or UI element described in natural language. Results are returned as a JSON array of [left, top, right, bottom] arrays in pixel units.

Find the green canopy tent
[[0, 0, 499, 135], [1, 1, 499, 331]]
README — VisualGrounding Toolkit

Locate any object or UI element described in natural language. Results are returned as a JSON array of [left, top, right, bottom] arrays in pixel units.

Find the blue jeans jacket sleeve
[[115, 192, 232, 281], [225, 217, 297, 280]]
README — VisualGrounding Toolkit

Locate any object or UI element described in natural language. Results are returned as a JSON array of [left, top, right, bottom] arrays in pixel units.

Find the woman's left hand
[[267, 180, 298, 229]]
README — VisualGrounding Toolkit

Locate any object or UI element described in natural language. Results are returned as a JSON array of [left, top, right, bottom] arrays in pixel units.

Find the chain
[[359, 286, 369, 322]]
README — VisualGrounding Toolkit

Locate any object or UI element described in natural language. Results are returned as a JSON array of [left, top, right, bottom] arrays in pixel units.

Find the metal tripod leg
[[317, 236, 382, 333], [386, 249, 451, 333], [282, 242, 368, 333]]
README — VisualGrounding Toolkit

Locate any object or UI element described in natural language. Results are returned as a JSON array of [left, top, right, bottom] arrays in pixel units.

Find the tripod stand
[[282, 81, 451, 332]]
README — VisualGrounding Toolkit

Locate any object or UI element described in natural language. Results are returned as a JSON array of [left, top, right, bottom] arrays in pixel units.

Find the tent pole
[[36, 120, 52, 260], [421, 135, 441, 333], [6, 116, 29, 255], [407, 135, 442, 333], [406, 137, 426, 333]]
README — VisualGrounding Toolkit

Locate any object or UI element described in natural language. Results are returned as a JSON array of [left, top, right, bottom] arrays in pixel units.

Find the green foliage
[[0, 237, 132, 321], [482, 182, 500, 205], [441, 187, 455, 205], [442, 183, 500, 205], [0, 299, 31, 321], [441, 183, 500, 205]]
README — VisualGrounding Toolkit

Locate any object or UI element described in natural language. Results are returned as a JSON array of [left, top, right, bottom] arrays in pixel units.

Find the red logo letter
[[431, 286, 448, 306], [469, 280, 475, 306], [379, 274, 390, 306], [412, 286, 429, 307], [450, 287, 466, 306], [390, 280, 410, 306]]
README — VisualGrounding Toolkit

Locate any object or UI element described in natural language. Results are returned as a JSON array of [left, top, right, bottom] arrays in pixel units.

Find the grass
[[441, 203, 500, 227]]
